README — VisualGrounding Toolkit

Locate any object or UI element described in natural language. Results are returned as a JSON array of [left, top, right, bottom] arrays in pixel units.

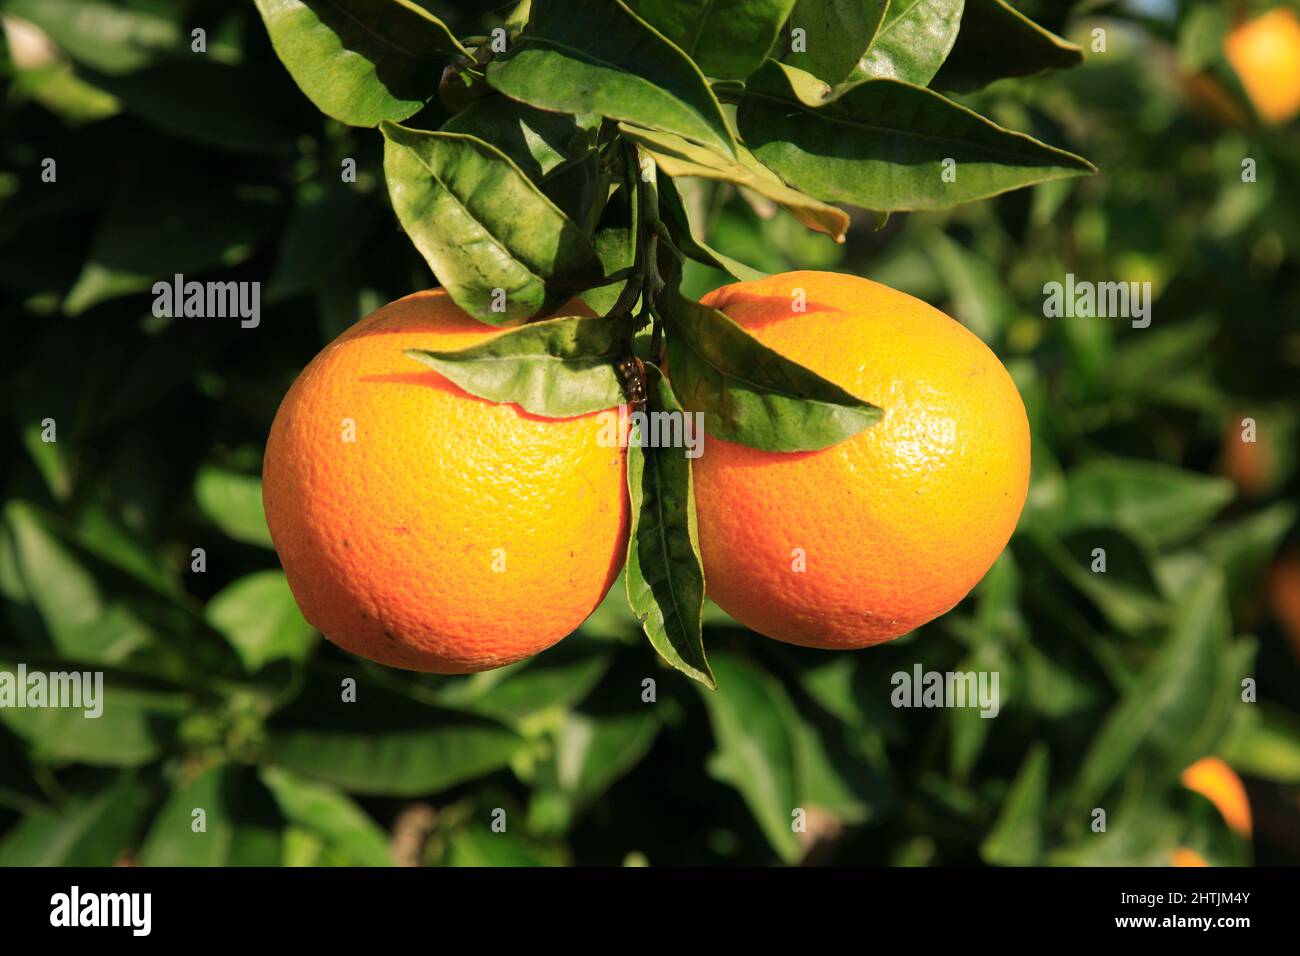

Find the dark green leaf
[[0, 659, 188, 767], [786, 0, 888, 85], [432, 650, 611, 727], [659, 173, 767, 282], [138, 764, 283, 866], [405, 313, 629, 417], [580, 178, 638, 313], [441, 95, 601, 182], [2, 502, 150, 662], [932, 0, 1084, 93], [63, 165, 276, 315], [1071, 571, 1237, 810], [1014, 524, 1169, 635], [0, 774, 148, 866], [265, 713, 524, 796], [624, 365, 713, 688], [382, 123, 603, 324], [699, 651, 801, 861], [738, 60, 1095, 211], [254, 0, 466, 126], [528, 709, 662, 833], [268, 180, 378, 302], [635, 0, 797, 80], [621, 123, 849, 240], [86, 58, 299, 155], [661, 285, 881, 451], [486, 0, 736, 157], [981, 743, 1048, 865], [854, 0, 965, 87], [1059, 459, 1235, 548]]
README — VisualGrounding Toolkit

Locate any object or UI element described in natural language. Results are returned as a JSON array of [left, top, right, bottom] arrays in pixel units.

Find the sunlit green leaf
[[739, 60, 1095, 211], [382, 124, 603, 324], [405, 314, 629, 417], [486, 0, 736, 157], [254, 0, 466, 126]]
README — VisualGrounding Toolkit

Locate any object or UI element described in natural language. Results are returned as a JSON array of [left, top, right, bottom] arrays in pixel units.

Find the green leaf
[[193, 466, 273, 549], [86, 58, 300, 155], [486, 0, 737, 157], [253, 0, 466, 127], [1177, 3, 1230, 72], [786, 0, 888, 86], [658, 172, 767, 282], [580, 177, 638, 314], [1059, 459, 1236, 549], [260, 767, 393, 866], [738, 60, 1095, 212], [661, 285, 881, 451], [1071, 571, 1237, 811], [405, 314, 629, 418], [699, 651, 802, 862], [0, 660, 188, 767], [441, 95, 601, 182], [923, 226, 1016, 341], [205, 571, 315, 673], [528, 709, 662, 833], [620, 123, 850, 241], [0, 774, 148, 866], [792, 714, 885, 825], [268, 180, 378, 302], [265, 713, 524, 796], [2, 502, 150, 662], [63, 165, 276, 315], [854, 0, 965, 87], [444, 824, 567, 866], [432, 650, 611, 727], [3, 0, 182, 74], [1014, 524, 1169, 635], [932, 0, 1084, 93], [381, 124, 603, 324], [981, 743, 1048, 865], [1221, 704, 1300, 785], [635, 0, 797, 80], [138, 764, 283, 866], [624, 365, 713, 688]]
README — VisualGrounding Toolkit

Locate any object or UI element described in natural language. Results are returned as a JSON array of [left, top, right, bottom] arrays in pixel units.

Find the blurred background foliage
[[1, 0, 1299, 867]]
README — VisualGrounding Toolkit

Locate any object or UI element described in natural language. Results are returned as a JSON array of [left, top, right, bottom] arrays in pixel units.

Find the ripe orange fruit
[[1225, 8, 1300, 125], [262, 290, 628, 673], [1269, 552, 1300, 664], [1181, 757, 1253, 838], [1171, 848, 1210, 867], [691, 271, 1030, 649]]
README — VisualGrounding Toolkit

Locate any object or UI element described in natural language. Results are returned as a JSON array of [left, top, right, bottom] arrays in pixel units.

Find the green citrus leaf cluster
[[251, 0, 1096, 688]]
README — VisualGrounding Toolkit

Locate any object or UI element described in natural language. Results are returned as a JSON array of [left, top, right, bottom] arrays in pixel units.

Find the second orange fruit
[[1225, 8, 1300, 125], [691, 272, 1031, 649]]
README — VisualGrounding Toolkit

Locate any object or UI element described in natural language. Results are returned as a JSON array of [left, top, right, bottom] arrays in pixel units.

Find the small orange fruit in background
[[1225, 8, 1300, 125], [690, 271, 1031, 649], [1269, 552, 1300, 664], [1181, 756, 1253, 838], [262, 290, 628, 673], [1171, 848, 1210, 867]]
